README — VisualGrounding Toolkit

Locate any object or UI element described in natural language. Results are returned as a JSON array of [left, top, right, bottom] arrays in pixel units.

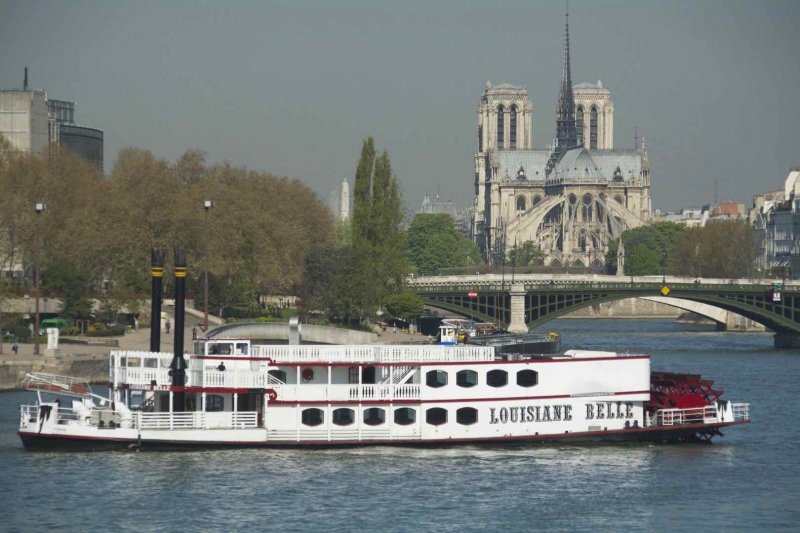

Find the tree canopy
[[408, 214, 480, 275]]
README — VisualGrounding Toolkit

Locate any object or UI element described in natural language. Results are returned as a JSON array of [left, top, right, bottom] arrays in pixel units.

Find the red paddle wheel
[[648, 372, 724, 414]]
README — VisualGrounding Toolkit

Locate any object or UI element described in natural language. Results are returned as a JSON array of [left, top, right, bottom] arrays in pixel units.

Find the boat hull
[[19, 420, 747, 451]]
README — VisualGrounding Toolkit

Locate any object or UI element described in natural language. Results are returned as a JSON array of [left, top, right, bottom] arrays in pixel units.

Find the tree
[[408, 214, 481, 275], [621, 222, 685, 275], [508, 241, 544, 267], [668, 220, 756, 278], [384, 291, 424, 322]]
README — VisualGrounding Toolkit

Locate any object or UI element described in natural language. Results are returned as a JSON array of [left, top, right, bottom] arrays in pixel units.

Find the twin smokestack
[[149, 249, 188, 411]]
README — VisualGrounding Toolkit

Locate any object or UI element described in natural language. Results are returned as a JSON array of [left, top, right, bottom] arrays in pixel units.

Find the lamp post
[[203, 200, 213, 331], [34, 202, 46, 355]]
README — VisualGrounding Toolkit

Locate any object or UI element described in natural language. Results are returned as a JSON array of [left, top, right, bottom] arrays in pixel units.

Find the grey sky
[[2, 0, 798, 213]]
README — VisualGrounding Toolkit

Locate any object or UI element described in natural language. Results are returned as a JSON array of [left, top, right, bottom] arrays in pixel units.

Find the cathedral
[[471, 11, 651, 270]]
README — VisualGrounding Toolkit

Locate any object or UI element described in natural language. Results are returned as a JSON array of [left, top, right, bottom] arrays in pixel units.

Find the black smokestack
[[149, 249, 165, 352], [170, 249, 187, 411], [24, 68, 28, 91]]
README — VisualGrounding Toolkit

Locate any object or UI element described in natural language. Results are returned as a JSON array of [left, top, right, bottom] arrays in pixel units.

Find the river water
[[1, 319, 797, 532]]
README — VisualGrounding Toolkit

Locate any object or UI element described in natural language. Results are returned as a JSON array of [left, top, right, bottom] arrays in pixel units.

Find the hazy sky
[[2, 0, 798, 212]]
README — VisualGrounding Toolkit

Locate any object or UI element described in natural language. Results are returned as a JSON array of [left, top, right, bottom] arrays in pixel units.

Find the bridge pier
[[774, 333, 800, 349], [507, 284, 529, 334]]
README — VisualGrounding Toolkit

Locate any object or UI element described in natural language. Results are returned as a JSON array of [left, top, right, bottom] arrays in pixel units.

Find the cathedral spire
[[555, 2, 577, 152]]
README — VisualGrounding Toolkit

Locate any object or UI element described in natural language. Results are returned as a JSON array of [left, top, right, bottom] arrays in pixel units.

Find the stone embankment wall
[[0, 355, 108, 390], [564, 298, 681, 318]]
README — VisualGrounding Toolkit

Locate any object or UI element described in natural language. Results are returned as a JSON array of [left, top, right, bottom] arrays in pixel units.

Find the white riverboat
[[18, 335, 750, 450]]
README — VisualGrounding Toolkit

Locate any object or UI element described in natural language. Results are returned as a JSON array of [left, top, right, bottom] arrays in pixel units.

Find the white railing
[[731, 403, 750, 422], [250, 344, 494, 364], [270, 383, 421, 402], [135, 411, 258, 430], [266, 427, 401, 443], [197, 370, 269, 389], [650, 406, 719, 427]]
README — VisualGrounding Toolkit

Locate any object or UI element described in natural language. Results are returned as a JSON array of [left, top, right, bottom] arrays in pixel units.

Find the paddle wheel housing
[[648, 372, 723, 414]]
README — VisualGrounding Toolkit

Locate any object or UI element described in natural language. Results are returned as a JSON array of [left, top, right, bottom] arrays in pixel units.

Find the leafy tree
[[668, 220, 755, 278], [384, 291, 424, 322], [508, 241, 544, 267], [621, 222, 685, 275], [408, 214, 481, 275]]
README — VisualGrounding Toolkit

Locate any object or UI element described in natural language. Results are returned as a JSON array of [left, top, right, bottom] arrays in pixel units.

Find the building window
[[510, 105, 517, 149], [516, 195, 526, 212], [426, 407, 448, 426], [496, 105, 504, 149], [517, 370, 539, 387], [332, 408, 355, 426], [301, 408, 324, 427], [394, 407, 416, 426], [268, 369, 287, 384], [205, 394, 224, 412], [456, 407, 478, 425], [348, 367, 359, 384], [362, 366, 377, 384], [426, 370, 448, 388], [532, 195, 542, 207], [590, 106, 598, 149], [363, 408, 386, 426], [456, 369, 478, 388], [576, 106, 584, 145], [486, 369, 508, 387], [478, 125, 483, 152]]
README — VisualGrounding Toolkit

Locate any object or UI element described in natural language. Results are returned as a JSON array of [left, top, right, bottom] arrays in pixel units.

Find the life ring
[[302, 368, 314, 382]]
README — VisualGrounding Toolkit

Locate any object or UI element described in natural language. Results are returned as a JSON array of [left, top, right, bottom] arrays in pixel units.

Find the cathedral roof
[[573, 80, 607, 91], [495, 148, 644, 182]]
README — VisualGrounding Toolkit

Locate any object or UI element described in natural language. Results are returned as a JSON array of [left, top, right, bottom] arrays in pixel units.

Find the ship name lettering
[[489, 404, 573, 425], [585, 402, 634, 420]]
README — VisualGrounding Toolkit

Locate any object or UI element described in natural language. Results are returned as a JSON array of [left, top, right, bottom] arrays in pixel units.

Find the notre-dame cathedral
[[471, 11, 652, 270]]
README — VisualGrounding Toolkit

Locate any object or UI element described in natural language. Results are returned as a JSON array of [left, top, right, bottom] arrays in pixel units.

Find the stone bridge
[[407, 274, 800, 348]]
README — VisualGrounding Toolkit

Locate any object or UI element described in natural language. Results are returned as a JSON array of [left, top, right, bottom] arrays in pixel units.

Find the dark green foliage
[[408, 214, 481, 275], [43, 260, 94, 320], [384, 291, 424, 322], [508, 241, 544, 267], [621, 222, 685, 275]]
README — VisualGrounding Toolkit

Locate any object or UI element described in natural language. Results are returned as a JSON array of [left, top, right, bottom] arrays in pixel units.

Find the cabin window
[[486, 369, 508, 388], [205, 395, 224, 412], [426, 370, 448, 388], [456, 370, 478, 388], [456, 407, 478, 425], [209, 343, 232, 355], [363, 408, 386, 426], [426, 407, 448, 426], [235, 343, 249, 355], [394, 407, 416, 426], [333, 408, 355, 426], [268, 369, 287, 384], [517, 370, 538, 387], [301, 408, 324, 427]]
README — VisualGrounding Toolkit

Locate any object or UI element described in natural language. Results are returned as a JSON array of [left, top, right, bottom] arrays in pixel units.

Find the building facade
[[752, 169, 800, 278], [0, 75, 103, 172], [471, 12, 651, 269]]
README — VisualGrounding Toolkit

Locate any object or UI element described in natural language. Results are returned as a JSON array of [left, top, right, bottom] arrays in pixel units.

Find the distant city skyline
[[1, 0, 798, 212]]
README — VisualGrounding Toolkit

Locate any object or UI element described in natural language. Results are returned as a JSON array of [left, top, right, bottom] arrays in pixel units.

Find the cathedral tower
[[574, 80, 614, 149], [555, 8, 578, 152]]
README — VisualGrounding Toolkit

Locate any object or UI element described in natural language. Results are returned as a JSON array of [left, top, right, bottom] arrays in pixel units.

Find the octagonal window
[[486, 369, 508, 388], [426, 407, 448, 426], [394, 407, 416, 426], [363, 408, 386, 426], [301, 408, 324, 427], [517, 369, 539, 388], [426, 370, 448, 388], [456, 407, 478, 425], [332, 408, 355, 426], [456, 370, 478, 388]]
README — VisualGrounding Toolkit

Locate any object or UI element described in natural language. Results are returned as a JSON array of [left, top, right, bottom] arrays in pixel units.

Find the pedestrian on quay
[[165, 318, 171, 334], [12, 340, 19, 354]]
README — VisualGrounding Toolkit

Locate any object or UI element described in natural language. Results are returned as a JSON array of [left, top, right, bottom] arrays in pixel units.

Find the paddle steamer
[[17, 254, 750, 450]]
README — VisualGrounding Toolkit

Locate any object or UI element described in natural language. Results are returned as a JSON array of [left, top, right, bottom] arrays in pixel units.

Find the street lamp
[[34, 202, 46, 355], [203, 200, 213, 331]]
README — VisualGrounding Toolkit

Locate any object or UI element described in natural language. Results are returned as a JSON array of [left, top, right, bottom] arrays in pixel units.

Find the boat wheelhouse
[[18, 337, 750, 450]]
